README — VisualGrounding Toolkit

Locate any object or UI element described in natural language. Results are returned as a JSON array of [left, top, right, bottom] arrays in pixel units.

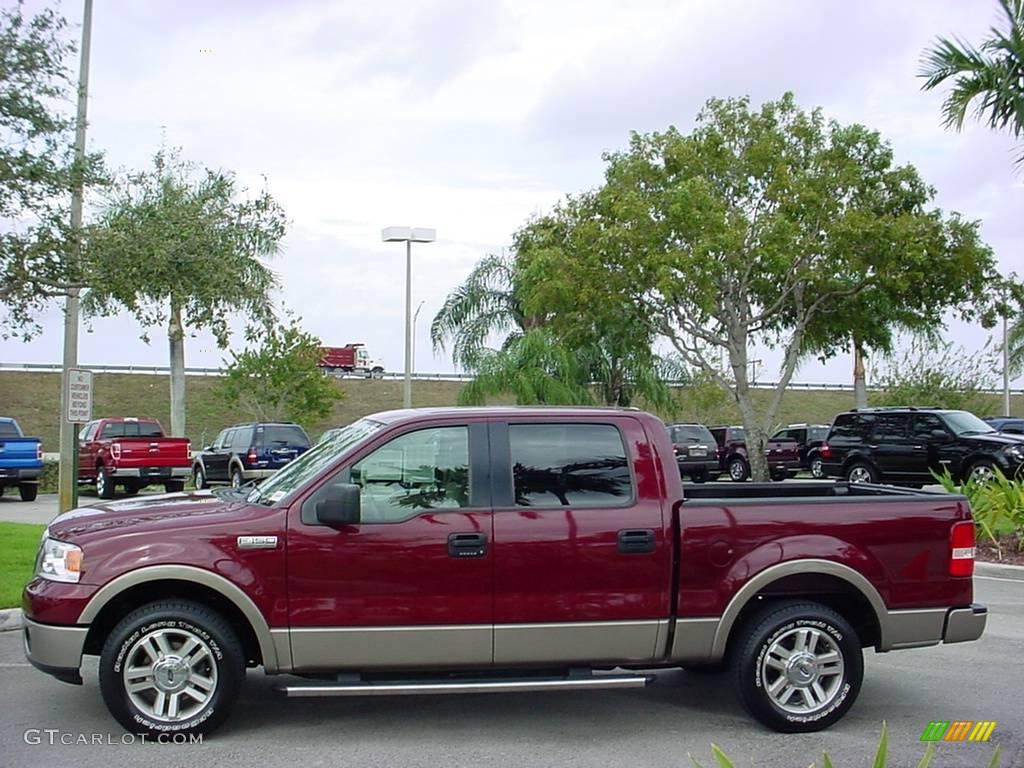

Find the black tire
[[844, 461, 877, 485], [728, 457, 750, 482], [97, 465, 115, 499], [19, 483, 38, 502], [123, 481, 140, 496], [99, 600, 244, 738], [193, 465, 208, 490], [230, 466, 243, 489], [165, 480, 185, 494], [965, 459, 996, 485], [691, 470, 708, 484], [809, 454, 825, 479], [734, 601, 863, 733], [770, 468, 786, 482], [0, 485, 5, 497], [370, 367, 385, 380]]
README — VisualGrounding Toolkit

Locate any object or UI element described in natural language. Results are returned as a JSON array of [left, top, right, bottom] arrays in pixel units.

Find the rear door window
[[911, 414, 946, 440], [508, 423, 634, 508], [873, 413, 910, 441], [231, 428, 253, 452]]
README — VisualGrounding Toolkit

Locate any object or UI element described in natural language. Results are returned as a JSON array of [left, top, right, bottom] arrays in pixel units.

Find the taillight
[[36, 443, 42, 460], [110, 443, 121, 461], [246, 448, 258, 465], [820, 443, 832, 459], [949, 521, 975, 577], [673, 445, 679, 455]]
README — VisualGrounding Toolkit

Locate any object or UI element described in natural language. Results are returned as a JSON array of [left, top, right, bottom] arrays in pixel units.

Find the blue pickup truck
[[0, 417, 42, 501]]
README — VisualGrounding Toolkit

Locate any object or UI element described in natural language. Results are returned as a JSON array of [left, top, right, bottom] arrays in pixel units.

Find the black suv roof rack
[[849, 406, 940, 412]]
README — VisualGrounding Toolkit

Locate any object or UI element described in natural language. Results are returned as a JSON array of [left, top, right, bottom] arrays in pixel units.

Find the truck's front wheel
[[734, 601, 863, 733], [99, 600, 244, 738]]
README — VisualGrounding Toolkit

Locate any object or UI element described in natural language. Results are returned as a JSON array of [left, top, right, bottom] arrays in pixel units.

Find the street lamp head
[[382, 226, 436, 243]]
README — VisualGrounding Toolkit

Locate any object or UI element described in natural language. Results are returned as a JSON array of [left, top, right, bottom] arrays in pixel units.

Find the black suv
[[192, 422, 312, 489], [821, 407, 1024, 486], [666, 423, 720, 482], [770, 423, 830, 478]]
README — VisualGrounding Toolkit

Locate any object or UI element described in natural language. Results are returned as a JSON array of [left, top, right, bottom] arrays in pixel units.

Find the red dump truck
[[318, 343, 386, 379]]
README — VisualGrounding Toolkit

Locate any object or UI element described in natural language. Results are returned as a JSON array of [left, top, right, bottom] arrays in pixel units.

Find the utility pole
[[1004, 310, 1012, 417], [58, 0, 93, 514]]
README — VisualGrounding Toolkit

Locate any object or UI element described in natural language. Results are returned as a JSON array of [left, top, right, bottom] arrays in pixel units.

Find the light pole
[[58, 0, 93, 514], [413, 300, 425, 373], [382, 227, 436, 408]]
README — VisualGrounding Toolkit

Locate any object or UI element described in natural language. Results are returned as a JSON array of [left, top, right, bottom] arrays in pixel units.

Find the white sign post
[[66, 368, 93, 424]]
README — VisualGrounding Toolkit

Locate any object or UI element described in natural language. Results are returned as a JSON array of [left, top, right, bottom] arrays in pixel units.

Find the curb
[[0, 608, 23, 632], [976, 560, 1024, 581]]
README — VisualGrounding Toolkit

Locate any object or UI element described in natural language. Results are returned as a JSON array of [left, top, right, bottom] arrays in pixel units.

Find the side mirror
[[931, 429, 950, 440], [316, 483, 361, 525]]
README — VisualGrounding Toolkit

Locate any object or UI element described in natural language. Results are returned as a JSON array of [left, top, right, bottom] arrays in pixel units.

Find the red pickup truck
[[25, 407, 986, 739], [77, 417, 191, 498]]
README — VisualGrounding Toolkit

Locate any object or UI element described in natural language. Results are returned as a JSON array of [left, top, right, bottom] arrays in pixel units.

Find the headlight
[[36, 537, 83, 583], [1005, 445, 1024, 460]]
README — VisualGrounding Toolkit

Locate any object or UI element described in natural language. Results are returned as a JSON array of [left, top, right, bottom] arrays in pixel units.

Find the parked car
[[666, 423, 720, 482], [0, 417, 42, 501], [770, 423, 831, 478], [192, 422, 312, 489], [24, 406, 986, 737], [820, 407, 1024, 486], [983, 416, 1024, 435], [708, 425, 800, 481], [77, 417, 191, 499]]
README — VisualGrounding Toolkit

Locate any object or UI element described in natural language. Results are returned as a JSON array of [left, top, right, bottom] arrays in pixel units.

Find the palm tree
[[430, 250, 532, 370], [920, 0, 1024, 151]]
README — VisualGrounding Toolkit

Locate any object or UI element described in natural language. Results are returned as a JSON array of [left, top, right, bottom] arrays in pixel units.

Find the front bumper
[[110, 466, 190, 479], [23, 617, 87, 685], [944, 602, 987, 644]]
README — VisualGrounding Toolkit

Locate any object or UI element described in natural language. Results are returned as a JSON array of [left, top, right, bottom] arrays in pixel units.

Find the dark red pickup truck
[[24, 407, 986, 738], [77, 417, 191, 498]]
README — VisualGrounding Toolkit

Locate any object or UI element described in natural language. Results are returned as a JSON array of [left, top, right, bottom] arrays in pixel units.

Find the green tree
[[549, 93, 998, 480], [218, 312, 343, 425], [85, 149, 287, 436], [0, 1, 105, 336], [871, 336, 1001, 415]]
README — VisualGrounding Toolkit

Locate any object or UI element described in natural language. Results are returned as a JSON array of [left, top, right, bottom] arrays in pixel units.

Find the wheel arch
[[79, 566, 287, 672], [711, 559, 886, 661]]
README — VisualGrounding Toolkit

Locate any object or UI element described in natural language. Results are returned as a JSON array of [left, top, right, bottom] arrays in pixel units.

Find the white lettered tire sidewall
[[735, 601, 864, 733], [99, 600, 244, 738]]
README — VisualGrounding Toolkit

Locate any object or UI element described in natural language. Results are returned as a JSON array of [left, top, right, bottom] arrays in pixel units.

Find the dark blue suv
[[192, 422, 312, 489]]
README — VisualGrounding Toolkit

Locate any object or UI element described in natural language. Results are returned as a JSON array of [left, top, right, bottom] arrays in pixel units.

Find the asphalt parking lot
[[0, 575, 1019, 767]]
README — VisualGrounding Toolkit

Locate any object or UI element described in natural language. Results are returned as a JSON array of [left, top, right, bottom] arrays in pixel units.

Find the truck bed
[[681, 480, 946, 501]]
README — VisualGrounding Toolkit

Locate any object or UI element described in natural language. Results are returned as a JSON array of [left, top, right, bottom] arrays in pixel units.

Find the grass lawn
[[0, 522, 45, 609]]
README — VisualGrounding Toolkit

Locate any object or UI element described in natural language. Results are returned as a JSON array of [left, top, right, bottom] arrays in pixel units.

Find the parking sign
[[66, 368, 93, 423]]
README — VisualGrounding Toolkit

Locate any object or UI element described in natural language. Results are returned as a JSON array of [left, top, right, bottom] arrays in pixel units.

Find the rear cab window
[[0, 421, 21, 439], [507, 423, 634, 508]]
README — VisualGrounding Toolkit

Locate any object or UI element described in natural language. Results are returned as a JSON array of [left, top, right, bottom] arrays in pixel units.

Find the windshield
[[245, 419, 385, 505], [941, 411, 996, 436]]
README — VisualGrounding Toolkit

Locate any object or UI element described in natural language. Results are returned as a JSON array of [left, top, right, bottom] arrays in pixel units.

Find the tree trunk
[[853, 336, 868, 409], [726, 325, 771, 482], [168, 299, 186, 436]]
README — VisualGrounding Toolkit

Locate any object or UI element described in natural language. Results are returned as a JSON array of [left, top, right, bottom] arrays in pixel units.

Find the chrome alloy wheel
[[847, 465, 872, 484], [760, 627, 845, 715], [968, 463, 995, 484], [123, 628, 218, 722]]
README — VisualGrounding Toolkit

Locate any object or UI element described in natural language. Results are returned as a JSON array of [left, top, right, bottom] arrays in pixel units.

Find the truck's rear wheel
[[734, 601, 863, 733], [99, 600, 244, 738], [165, 480, 185, 494], [97, 466, 115, 499], [19, 483, 38, 502]]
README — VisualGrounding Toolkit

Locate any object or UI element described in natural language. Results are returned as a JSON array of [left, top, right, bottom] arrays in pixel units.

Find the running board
[[278, 674, 652, 698]]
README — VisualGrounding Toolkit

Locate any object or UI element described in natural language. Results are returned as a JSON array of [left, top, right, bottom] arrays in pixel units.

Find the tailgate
[[767, 439, 799, 460], [0, 438, 42, 467], [112, 438, 191, 467]]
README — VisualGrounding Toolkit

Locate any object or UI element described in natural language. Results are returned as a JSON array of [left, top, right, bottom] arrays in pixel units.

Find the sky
[[4, 0, 1024, 387]]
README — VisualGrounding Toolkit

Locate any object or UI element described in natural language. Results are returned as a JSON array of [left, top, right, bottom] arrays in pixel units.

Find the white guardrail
[[1, 361, 1022, 394]]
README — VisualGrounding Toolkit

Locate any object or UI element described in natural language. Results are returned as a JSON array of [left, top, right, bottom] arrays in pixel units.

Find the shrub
[[934, 468, 1024, 558]]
